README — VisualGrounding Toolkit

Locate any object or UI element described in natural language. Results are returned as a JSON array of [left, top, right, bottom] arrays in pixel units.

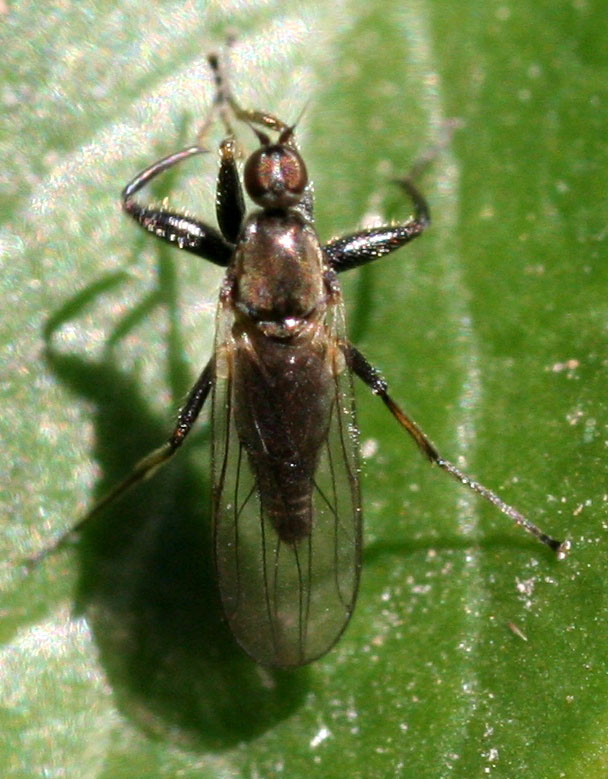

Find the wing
[[211, 292, 362, 668]]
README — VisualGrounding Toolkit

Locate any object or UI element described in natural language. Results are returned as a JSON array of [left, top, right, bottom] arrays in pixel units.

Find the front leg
[[215, 137, 245, 244], [122, 146, 234, 267], [323, 178, 430, 272]]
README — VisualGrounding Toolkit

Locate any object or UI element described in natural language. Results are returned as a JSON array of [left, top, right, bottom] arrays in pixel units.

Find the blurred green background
[[1, 1, 607, 776]]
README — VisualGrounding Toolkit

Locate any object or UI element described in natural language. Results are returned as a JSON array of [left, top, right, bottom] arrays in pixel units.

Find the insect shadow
[[38, 148, 308, 749]]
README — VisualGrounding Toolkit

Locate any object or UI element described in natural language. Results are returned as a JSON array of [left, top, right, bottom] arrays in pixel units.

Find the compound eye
[[244, 144, 308, 208]]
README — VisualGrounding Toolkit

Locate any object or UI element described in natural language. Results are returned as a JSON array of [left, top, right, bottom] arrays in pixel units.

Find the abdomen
[[233, 328, 333, 542]]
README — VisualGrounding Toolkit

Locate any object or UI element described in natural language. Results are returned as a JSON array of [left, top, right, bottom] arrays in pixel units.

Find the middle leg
[[323, 178, 430, 272], [121, 146, 234, 266]]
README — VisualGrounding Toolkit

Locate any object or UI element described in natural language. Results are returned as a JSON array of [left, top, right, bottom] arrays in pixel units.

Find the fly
[[33, 49, 568, 668]]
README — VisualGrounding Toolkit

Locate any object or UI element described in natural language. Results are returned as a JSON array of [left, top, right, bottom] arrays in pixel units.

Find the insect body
[[40, 55, 566, 668], [211, 131, 362, 665]]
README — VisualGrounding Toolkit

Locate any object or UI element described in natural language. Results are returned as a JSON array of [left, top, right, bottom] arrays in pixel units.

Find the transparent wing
[[212, 293, 362, 668]]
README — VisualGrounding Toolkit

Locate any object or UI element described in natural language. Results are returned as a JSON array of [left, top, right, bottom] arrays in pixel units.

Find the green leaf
[[2, 1, 606, 776]]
